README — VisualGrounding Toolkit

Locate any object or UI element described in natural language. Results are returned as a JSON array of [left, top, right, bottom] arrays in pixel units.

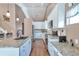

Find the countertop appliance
[[59, 36, 66, 42], [0, 34, 4, 38]]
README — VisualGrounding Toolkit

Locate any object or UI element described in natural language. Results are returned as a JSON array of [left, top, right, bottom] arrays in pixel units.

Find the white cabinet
[[20, 44, 26, 55], [33, 22, 45, 29], [20, 38, 32, 56], [0, 38, 32, 56], [48, 42, 54, 56], [20, 41, 28, 56], [51, 44, 62, 56], [48, 38, 62, 56], [34, 31, 43, 39], [48, 39, 54, 56], [47, 4, 65, 29], [57, 4, 65, 28], [0, 48, 19, 56], [47, 4, 58, 28]]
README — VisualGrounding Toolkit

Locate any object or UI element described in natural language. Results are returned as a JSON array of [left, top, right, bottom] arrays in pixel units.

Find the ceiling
[[17, 3, 56, 21], [17, 3, 79, 21]]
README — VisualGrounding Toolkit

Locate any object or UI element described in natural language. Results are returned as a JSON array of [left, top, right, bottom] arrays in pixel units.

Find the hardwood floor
[[31, 39, 49, 56]]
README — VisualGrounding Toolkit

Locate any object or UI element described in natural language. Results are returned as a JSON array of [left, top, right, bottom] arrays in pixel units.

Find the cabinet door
[[20, 38, 32, 56], [51, 45, 62, 56], [50, 44, 54, 56], [26, 39, 31, 56], [48, 38, 62, 56], [19, 41, 27, 56], [49, 43, 59, 56], [53, 47, 61, 56], [48, 42, 52, 55], [26, 41, 29, 56], [48, 43, 54, 56], [53, 48, 62, 56]]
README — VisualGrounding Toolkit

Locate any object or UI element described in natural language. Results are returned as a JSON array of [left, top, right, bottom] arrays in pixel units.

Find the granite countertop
[[0, 37, 29, 48], [51, 41, 79, 56], [47, 35, 59, 39]]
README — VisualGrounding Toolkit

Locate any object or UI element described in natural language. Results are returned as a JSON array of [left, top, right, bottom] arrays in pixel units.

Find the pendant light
[[16, 17, 20, 21], [6, 3, 10, 18]]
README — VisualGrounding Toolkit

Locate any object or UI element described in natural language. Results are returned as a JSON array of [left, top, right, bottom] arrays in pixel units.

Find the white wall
[[0, 4, 16, 38], [66, 4, 79, 48]]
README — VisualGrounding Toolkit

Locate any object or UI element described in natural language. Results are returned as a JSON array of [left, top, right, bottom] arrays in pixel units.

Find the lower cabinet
[[51, 45, 62, 56], [19, 38, 32, 56], [48, 42, 54, 56], [48, 40, 62, 56], [0, 48, 19, 56], [0, 38, 32, 56], [48, 43, 52, 55]]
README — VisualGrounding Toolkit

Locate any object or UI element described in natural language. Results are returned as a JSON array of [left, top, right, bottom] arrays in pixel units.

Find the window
[[66, 4, 79, 25], [66, 13, 79, 25], [70, 13, 79, 24]]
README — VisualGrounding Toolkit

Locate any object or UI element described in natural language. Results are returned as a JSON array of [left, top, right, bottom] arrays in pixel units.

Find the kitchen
[[0, 3, 79, 56]]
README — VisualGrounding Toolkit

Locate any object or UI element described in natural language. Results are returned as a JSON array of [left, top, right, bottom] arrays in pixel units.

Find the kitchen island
[[48, 35, 79, 56], [0, 37, 32, 56]]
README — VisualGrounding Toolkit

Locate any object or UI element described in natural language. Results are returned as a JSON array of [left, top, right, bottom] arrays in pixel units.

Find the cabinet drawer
[[20, 38, 32, 56]]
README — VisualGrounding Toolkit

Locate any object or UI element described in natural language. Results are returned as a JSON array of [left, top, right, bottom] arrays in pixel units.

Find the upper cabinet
[[33, 22, 45, 29], [57, 4, 65, 28], [47, 3, 65, 29], [47, 4, 58, 29]]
